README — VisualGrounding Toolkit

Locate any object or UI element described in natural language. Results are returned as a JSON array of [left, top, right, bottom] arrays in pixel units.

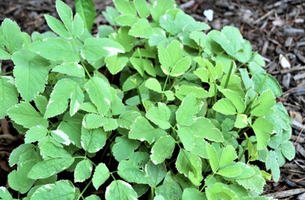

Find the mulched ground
[[0, 0, 305, 199]]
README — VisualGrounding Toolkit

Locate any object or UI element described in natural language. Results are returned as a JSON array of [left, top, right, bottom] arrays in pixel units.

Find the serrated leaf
[[52, 62, 85, 78], [9, 144, 35, 167], [83, 113, 108, 129], [145, 78, 162, 93], [279, 141, 295, 161], [40, 142, 71, 158], [57, 114, 82, 148], [219, 145, 237, 168], [150, 0, 176, 22], [145, 161, 167, 187], [252, 117, 274, 149], [112, 136, 140, 162], [104, 118, 119, 131], [1, 18, 23, 53], [12, 51, 49, 102], [191, 137, 208, 159], [50, 130, 71, 145], [129, 116, 167, 144], [252, 73, 282, 96], [105, 180, 138, 200], [113, 0, 136, 16], [28, 157, 74, 179], [207, 182, 239, 200], [177, 127, 195, 151], [236, 166, 265, 193], [8, 160, 36, 194], [75, 0, 97, 32], [102, 7, 120, 26], [0, 48, 10, 60], [7, 102, 48, 128], [118, 160, 148, 184], [251, 89, 275, 117], [221, 89, 246, 113], [146, 103, 171, 129], [182, 188, 207, 200], [217, 165, 242, 178], [85, 77, 112, 115], [82, 38, 125, 60], [0, 76, 18, 118], [176, 93, 199, 126], [235, 114, 248, 128], [29, 38, 79, 62], [34, 95, 48, 115], [109, 26, 135, 52], [81, 127, 107, 153], [266, 150, 280, 182], [0, 187, 13, 200], [129, 18, 156, 38], [175, 85, 211, 100], [115, 14, 139, 26], [151, 135, 175, 164], [56, 0, 73, 32], [72, 13, 85, 38], [92, 163, 110, 190], [176, 149, 203, 186], [117, 110, 142, 129], [134, 0, 150, 18], [213, 98, 236, 115], [155, 172, 183, 200], [31, 180, 76, 200], [170, 57, 191, 77], [44, 14, 70, 38], [74, 159, 93, 182], [206, 144, 219, 173]]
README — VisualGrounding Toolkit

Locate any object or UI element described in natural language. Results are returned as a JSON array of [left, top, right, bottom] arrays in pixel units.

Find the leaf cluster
[[0, 0, 294, 199]]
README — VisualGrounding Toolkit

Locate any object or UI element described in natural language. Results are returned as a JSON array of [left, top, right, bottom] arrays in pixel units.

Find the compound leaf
[[56, 0, 73, 32]]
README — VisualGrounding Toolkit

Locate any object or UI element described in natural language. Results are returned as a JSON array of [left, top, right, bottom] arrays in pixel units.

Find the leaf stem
[[0, 71, 13, 77], [199, 172, 216, 192], [79, 179, 92, 199], [132, 79, 145, 110], [151, 186, 154, 200], [162, 75, 170, 91], [224, 60, 234, 89]]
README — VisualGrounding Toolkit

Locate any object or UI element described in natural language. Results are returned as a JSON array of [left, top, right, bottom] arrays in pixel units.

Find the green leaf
[[150, 0, 176, 22], [31, 180, 77, 200], [0, 187, 13, 200], [266, 150, 280, 182], [82, 38, 125, 60], [129, 116, 167, 144], [7, 102, 48, 129], [117, 110, 142, 129], [52, 62, 85, 78], [176, 93, 200, 126], [75, 0, 97, 32], [206, 144, 219, 173], [81, 127, 107, 153], [145, 78, 162, 93], [235, 114, 248, 128], [217, 165, 242, 178], [176, 149, 203, 186], [8, 160, 36, 194], [0, 48, 10, 60], [175, 85, 211, 100], [118, 160, 148, 184], [102, 7, 120, 26], [0, 76, 18, 118], [56, 0, 73, 32], [146, 103, 171, 129], [83, 113, 108, 129], [72, 13, 85, 38], [115, 15, 139, 26], [219, 145, 237, 168], [85, 77, 112, 115], [182, 188, 207, 200], [251, 89, 275, 117], [252, 117, 274, 149], [34, 94, 48, 115], [92, 163, 110, 190], [279, 141, 295, 161], [112, 136, 140, 162], [134, 0, 150, 18], [151, 135, 176, 164], [105, 180, 138, 200], [155, 172, 183, 200], [109, 26, 135, 52], [85, 195, 101, 200], [129, 18, 156, 38], [170, 57, 191, 77], [1, 18, 23, 53], [29, 38, 79, 62], [12, 51, 49, 102], [74, 159, 93, 182], [44, 14, 70, 38], [236, 166, 265, 193], [113, 0, 136, 16], [9, 144, 35, 167], [252, 73, 282, 96], [28, 157, 74, 179], [145, 161, 167, 187], [220, 89, 246, 113], [40, 141, 71, 158], [213, 98, 236, 115]]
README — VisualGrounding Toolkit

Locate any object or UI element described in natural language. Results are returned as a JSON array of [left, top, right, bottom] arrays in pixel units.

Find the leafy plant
[[0, 0, 295, 199]]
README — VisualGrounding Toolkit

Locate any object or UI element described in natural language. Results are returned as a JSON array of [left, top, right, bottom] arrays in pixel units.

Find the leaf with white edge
[[40, 142, 71, 158], [0, 187, 13, 200], [75, 159, 93, 182], [176, 149, 203, 186], [217, 165, 242, 178], [118, 160, 148, 184], [129, 116, 167, 144], [182, 188, 207, 200], [113, 0, 136, 16], [103, 118, 118, 132], [81, 127, 107, 153], [251, 89, 275, 117], [1, 18, 23, 54], [27, 157, 74, 179], [279, 141, 295, 161], [8, 160, 37, 194], [0, 48, 10, 60], [92, 163, 110, 190], [72, 13, 85, 38], [56, 0, 73, 32], [191, 137, 209, 159], [109, 26, 135, 52], [31, 180, 76, 200], [145, 78, 162, 93], [25, 125, 48, 144], [151, 135, 176, 164], [206, 144, 219, 172], [7, 102, 48, 128], [69, 82, 84, 116], [175, 85, 211, 100], [34, 95, 48, 115], [9, 144, 35, 167], [221, 89, 246, 113], [52, 62, 85, 78], [170, 57, 191, 77], [29, 38, 79, 62], [167, 40, 184, 67], [0, 76, 18, 118], [105, 180, 138, 200], [84, 77, 112, 115], [12, 51, 49, 102], [85, 195, 101, 200], [235, 113, 248, 128], [115, 15, 139, 26], [252, 117, 274, 149], [194, 67, 209, 83], [266, 150, 280, 182], [150, 0, 176, 22], [44, 14, 70, 38], [157, 45, 170, 75], [83, 113, 108, 129], [105, 55, 128, 75], [207, 182, 239, 200], [117, 110, 142, 129], [75, 0, 97, 32], [82, 38, 125, 60], [134, 0, 150, 18], [176, 93, 200, 126], [177, 127, 195, 151], [155, 172, 183, 200], [112, 136, 140, 162], [236, 166, 265, 194], [145, 161, 167, 187], [213, 98, 236, 115], [44, 78, 81, 118], [146, 103, 171, 129], [219, 145, 237, 168], [129, 18, 156, 38], [50, 130, 71, 145]]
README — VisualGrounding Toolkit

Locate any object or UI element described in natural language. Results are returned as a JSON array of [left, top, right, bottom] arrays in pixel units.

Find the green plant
[[0, 0, 295, 199]]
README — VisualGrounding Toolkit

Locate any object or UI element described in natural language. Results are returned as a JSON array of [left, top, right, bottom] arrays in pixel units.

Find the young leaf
[[0, 76, 18, 118], [43, 14, 70, 38], [145, 78, 162, 93], [109, 26, 135, 52], [105, 180, 138, 200], [151, 135, 176, 164], [213, 98, 237, 115], [112, 136, 140, 162], [150, 0, 176, 22], [52, 62, 85, 78], [81, 127, 107, 153], [129, 18, 156, 38], [1, 18, 23, 54], [118, 160, 148, 184], [219, 145, 237, 168], [251, 89, 275, 117], [134, 0, 150, 18], [146, 103, 171, 129], [176, 93, 200, 126], [74, 159, 93, 182], [206, 144, 219, 173], [129, 116, 167, 144], [83, 113, 108, 129], [182, 188, 207, 200], [92, 163, 110, 190], [75, 0, 97, 32], [102, 7, 120, 26], [155, 172, 183, 199], [145, 161, 167, 187], [170, 57, 191, 77], [56, 0, 73, 32], [252, 117, 274, 149], [7, 102, 48, 129], [113, 0, 137, 16]]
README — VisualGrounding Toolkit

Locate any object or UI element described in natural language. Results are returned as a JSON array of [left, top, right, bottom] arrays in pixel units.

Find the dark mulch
[[0, 0, 305, 199]]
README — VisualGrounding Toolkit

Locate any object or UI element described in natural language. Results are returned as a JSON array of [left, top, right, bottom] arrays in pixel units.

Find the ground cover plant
[[0, 0, 296, 199]]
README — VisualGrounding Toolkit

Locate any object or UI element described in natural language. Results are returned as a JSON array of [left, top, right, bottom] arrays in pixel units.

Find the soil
[[0, 0, 305, 199]]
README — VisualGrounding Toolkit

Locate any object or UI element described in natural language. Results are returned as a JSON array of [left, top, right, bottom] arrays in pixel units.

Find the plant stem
[[0, 71, 13, 77], [79, 180, 92, 199], [151, 186, 154, 200], [163, 75, 170, 91], [199, 172, 216, 192], [224, 60, 234, 89]]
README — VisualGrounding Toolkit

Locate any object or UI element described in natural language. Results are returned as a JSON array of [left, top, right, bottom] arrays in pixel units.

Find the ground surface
[[0, 0, 305, 199]]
